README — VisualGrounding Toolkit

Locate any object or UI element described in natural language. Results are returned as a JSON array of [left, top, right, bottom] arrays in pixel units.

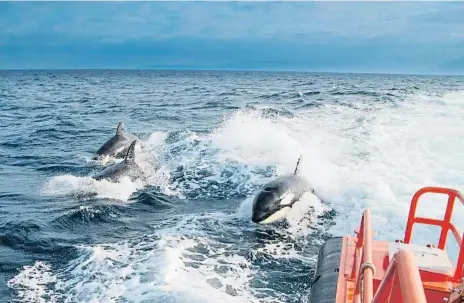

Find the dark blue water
[[1, 70, 464, 303]]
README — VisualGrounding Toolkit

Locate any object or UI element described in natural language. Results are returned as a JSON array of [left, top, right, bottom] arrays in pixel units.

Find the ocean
[[1, 70, 464, 303]]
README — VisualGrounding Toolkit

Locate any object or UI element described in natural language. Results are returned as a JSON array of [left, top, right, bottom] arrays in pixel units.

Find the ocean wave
[[52, 205, 125, 228], [3, 71, 464, 303]]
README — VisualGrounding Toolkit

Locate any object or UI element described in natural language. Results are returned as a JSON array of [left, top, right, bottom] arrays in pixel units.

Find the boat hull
[[309, 237, 343, 303]]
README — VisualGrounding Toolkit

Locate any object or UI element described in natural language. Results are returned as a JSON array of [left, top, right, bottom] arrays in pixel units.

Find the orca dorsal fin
[[293, 155, 302, 175], [124, 140, 137, 164], [116, 121, 124, 136]]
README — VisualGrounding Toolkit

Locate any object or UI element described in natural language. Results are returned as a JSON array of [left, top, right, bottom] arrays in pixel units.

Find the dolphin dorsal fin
[[293, 155, 302, 175], [116, 121, 124, 136], [124, 140, 137, 164]]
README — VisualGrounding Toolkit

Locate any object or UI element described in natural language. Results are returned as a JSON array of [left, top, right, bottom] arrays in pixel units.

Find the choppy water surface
[[1, 70, 464, 302]]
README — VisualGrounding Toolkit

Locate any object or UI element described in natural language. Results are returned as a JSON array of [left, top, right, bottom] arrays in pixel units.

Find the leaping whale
[[92, 140, 144, 182], [92, 121, 139, 162], [251, 156, 322, 224]]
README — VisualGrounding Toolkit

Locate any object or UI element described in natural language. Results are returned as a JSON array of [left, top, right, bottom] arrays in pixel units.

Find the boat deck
[[311, 186, 464, 303], [338, 237, 458, 302]]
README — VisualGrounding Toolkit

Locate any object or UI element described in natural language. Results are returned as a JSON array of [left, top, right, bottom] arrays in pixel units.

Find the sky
[[0, 1, 463, 74]]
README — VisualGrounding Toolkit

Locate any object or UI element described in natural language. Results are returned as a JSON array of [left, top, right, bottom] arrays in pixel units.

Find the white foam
[[158, 234, 258, 303], [285, 192, 329, 238], [8, 214, 263, 303], [318, 91, 464, 240], [145, 131, 169, 149], [7, 261, 59, 303], [41, 175, 144, 202], [209, 110, 303, 168]]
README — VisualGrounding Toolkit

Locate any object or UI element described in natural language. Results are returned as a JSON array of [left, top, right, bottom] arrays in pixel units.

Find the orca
[[251, 156, 321, 224], [92, 121, 139, 162], [92, 140, 144, 182]]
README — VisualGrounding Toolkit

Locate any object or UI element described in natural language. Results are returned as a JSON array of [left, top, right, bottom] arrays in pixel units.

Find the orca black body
[[251, 156, 320, 224]]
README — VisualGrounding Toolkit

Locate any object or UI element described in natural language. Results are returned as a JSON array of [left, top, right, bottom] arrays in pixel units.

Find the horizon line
[[1, 67, 463, 77]]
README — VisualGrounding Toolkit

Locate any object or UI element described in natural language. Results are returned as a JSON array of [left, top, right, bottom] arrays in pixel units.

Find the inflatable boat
[[309, 186, 464, 303]]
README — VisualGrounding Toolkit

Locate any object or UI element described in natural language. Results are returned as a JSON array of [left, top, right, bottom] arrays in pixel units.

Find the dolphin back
[[93, 121, 139, 160], [293, 155, 303, 175], [124, 140, 137, 164], [94, 136, 119, 157], [92, 142, 142, 182], [116, 121, 124, 136]]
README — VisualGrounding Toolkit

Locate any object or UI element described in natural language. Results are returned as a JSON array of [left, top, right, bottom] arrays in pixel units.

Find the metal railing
[[350, 187, 464, 302], [372, 249, 427, 303], [403, 186, 464, 281], [351, 209, 374, 303], [352, 206, 428, 303]]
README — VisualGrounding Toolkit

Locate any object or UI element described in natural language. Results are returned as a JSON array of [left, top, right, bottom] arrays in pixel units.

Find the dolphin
[[92, 140, 144, 182], [251, 156, 321, 224], [92, 121, 139, 162]]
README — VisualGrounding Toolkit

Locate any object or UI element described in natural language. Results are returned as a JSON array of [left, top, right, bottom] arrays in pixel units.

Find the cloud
[[1, 2, 460, 41], [0, 2, 462, 73]]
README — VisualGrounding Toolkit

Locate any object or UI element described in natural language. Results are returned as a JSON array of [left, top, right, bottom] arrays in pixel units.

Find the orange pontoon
[[309, 187, 464, 303]]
